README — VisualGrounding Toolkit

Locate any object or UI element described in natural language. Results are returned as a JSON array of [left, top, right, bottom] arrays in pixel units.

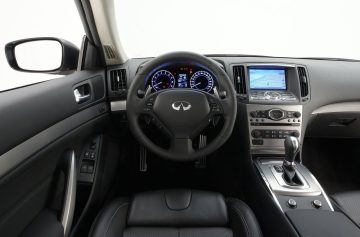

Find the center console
[[240, 63, 360, 236]]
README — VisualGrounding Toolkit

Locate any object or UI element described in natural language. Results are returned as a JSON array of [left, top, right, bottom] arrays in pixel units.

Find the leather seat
[[90, 189, 262, 237], [333, 191, 360, 226]]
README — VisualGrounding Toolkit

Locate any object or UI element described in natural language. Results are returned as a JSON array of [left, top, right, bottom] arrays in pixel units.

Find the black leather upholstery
[[90, 189, 262, 237], [333, 191, 360, 226], [128, 189, 228, 227]]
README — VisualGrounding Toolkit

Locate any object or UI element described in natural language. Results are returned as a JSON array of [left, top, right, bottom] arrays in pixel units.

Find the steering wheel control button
[[287, 199, 297, 209], [312, 200, 322, 209]]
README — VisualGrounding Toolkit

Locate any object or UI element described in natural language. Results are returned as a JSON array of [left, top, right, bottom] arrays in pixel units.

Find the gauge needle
[[153, 81, 162, 87], [195, 82, 202, 86]]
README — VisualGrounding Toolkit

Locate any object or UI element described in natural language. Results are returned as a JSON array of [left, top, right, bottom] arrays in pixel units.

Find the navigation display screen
[[249, 68, 286, 90]]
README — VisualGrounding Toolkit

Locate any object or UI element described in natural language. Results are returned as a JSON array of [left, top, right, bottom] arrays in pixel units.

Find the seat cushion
[[333, 191, 360, 225], [127, 189, 228, 227], [90, 189, 262, 237]]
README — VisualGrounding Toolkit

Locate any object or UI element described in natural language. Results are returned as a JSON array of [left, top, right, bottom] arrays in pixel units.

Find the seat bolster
[[226, 198, 262, 237], [333, 191, 360, 226], [90, 198, 130, 237]]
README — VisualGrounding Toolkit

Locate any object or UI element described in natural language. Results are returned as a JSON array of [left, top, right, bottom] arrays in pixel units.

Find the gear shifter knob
[[284, 136, 299, 166]]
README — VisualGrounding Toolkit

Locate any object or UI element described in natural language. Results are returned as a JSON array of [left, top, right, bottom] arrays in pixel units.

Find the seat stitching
[[104, 202, 129, 237], [232, 204, 251, 237]]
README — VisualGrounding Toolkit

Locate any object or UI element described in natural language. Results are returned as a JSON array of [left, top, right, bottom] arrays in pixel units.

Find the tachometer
[[151, 70, 175, 91], [190, 71, 214, 92]]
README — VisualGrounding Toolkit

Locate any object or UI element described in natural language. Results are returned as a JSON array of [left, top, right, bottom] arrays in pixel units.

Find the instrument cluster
[[146, 64, 218, 93]]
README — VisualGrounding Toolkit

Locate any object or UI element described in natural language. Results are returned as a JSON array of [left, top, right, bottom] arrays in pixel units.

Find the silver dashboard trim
[[312, 102, 360, 114], [257, 160, 321, 196], [111, 100, 127, 111], [255, 159, 334, 212], [307, 169, 334, 211], [254, 162, 283, 212], [247, 104, 303, 153]]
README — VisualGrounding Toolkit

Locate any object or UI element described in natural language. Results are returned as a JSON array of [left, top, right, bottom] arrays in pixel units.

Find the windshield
[[115, 0, 360, 60]]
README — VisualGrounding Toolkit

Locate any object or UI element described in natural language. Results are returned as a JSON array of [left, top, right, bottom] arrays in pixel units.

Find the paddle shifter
[[283, 136, 302, 185]]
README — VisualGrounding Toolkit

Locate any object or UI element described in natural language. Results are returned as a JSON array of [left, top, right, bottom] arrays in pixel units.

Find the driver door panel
[[0, 70, 108, 236]]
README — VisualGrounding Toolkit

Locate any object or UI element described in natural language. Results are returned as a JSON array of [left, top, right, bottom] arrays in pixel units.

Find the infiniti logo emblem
[[171, 101, 192, 111]]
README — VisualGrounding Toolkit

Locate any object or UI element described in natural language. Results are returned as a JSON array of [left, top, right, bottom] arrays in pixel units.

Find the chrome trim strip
[[312, 102, 360, 114], [111, 100, 126, 111], [61, 151, 77, 237]]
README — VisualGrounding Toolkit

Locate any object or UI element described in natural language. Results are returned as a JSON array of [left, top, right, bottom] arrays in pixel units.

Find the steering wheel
[[127, 52, 237, 161]]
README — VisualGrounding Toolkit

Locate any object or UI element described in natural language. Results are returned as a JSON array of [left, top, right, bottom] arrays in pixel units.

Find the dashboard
[[145, 64, 218, 93], [108, 55, 360, 145]]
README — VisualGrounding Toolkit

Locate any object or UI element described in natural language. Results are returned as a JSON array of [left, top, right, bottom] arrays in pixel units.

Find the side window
[[0, 0, 84, 91]]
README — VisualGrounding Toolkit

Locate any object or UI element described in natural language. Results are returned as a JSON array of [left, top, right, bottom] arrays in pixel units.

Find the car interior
[[1, 0, 360, 237]]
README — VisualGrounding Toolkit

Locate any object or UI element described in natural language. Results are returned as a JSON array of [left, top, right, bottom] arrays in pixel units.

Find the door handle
[[74, 84, 91, 104]]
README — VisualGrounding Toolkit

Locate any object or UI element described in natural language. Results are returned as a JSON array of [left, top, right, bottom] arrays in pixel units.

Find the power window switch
[[90, 152, 96, 159], [80, 164, 88, 173], [84, 151, 90, 158], [87, 165, 94, 174]]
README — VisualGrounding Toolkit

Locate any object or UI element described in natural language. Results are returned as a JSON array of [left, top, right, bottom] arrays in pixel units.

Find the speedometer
[[190, 71, 214, 92], [151, 70, 175, 91]]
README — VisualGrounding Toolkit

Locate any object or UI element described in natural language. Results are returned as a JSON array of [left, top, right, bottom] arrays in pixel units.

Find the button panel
[[250, 91, 297, 101], [251, 129, 300, 139], [250, 109, 301, 121], [78, 136, 101, 183]]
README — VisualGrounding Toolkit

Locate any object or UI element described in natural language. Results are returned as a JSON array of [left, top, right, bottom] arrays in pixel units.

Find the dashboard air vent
[[298, 66, 309, 97], [110, 69, 127, 97], [233, 65, 247, 95]]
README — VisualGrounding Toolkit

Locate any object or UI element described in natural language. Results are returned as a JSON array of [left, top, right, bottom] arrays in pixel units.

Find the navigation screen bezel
[[248, 67, 287, 90]]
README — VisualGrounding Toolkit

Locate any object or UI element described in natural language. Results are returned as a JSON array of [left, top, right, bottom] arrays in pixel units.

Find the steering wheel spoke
[[170, 138, 194, 154]]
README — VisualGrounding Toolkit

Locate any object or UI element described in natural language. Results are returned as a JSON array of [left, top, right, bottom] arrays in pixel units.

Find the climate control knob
[[268, 109, 285, 121], [294, 112, 301, 118]]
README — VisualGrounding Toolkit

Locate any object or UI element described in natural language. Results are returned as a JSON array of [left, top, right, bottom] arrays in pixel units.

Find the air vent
[[110, 69, 127, 97], [103, 45, 117, 59], [233, 65, 247, 95], [298, 66, 309, 97]]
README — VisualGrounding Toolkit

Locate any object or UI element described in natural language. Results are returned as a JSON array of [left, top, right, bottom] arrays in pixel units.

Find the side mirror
[[5, 37, 79, 75]]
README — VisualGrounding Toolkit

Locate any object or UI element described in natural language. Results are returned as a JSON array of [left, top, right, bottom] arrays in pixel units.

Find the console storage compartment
[[286, 210, 360, 237]]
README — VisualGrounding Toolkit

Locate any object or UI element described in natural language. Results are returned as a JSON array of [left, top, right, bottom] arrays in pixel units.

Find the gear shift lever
[[284, 136, 299, 167], [283, 136, 301, 185]]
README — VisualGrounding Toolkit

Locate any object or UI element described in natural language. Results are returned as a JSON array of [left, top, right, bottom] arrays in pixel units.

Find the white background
[[116, 0, 360, 59], [1, 0, 360, 91]]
